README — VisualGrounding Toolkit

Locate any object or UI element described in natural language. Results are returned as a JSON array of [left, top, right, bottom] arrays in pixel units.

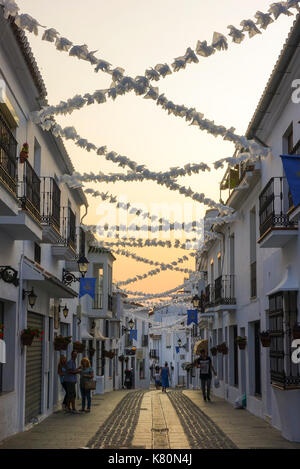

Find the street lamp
[[77, 255, 89, 278], [23, 288, 37, 307], [62, 256, 90, 286], [192, 295, 201, 309], [62, 305, 69, 319], [128, 318, 135, 330]]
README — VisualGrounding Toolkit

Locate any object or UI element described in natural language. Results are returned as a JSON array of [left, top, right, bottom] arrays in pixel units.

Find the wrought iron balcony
[[19, 160, 41, 222], [0, 113, 17, 196], [214, 275, 236, 305], [40, 177, 61, 233], [60, 206, 76, 250], [259, 177, 297, 240], [204, 276, 236, 309]]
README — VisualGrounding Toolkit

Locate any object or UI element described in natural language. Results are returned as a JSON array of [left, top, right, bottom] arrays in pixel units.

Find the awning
[[193, 339, 208, 356], [24, 257, 78, 298], [267, 265, 298, 296]]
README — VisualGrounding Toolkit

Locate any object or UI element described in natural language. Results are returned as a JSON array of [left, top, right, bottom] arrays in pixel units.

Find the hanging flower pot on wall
[[210, 347, 217, 356], [19, 143, 29, 164], [21, 328, 43, 346], [235, 336, 247, 350], [73, 341, 85, 353], [54, 335, 72, 351], [259, 331, 271, 347]]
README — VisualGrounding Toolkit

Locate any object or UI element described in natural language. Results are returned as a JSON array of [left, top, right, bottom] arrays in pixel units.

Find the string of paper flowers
[[116, 275, 200, 299], [94, 245, 197, 275], [21, 0, 299, 124]]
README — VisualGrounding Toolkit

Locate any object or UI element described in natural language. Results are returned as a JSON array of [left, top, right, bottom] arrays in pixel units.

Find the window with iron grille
[[269, 291, 300, 389]]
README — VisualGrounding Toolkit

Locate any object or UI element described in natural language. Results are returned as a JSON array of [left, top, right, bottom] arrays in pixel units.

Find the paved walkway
[[1, 389, 300, 449], [183, 390, 300, 449]]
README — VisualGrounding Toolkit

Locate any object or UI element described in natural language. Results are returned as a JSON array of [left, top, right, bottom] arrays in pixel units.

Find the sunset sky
[[17, 0, 296, 296]]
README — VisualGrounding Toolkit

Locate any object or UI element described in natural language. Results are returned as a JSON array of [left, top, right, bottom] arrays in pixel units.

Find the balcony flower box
[[73, 341, 85, 353], [21, 328, 43, 346], [260, 331, 271, 347], [292, 324, 300, 340], [54, 335, 72, 351], [210, 347, 217, 356], [235, 336, 247, 350]]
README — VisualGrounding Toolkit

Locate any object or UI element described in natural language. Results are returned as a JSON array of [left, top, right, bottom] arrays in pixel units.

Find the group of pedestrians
[[58, 351, 94, 413], [152, 350, 216, 401]]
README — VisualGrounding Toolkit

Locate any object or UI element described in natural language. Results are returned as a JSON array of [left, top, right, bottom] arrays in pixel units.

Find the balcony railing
[[259, 177, 297, 238], [40, 177, 61, 232], [0, 113, 17, 195], [204, 276, 236, 308], [60, 206, 76, 250], [19, 160, 41, 222], [93, 293, 103, 309], [214, 275, 235, 305]]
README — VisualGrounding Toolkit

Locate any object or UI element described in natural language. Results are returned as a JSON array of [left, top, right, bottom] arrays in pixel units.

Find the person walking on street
[[197, 349, 217, 402], [57, 355, 68, 410], [80, 357, 94, 412], [160, 362, 170, 393], [64, 351, 81, 413], [124, 368, 132, 389]]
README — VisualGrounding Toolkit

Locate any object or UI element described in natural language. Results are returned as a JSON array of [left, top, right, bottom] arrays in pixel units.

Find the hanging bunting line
[[90, 244, 197, 275], [116, 275, 200, 299], [22, 0, 300, 124]]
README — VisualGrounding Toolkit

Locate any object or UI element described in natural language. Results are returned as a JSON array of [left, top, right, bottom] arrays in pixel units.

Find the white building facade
[[198, 15, 300, 442], [0, 10, 88, 441]]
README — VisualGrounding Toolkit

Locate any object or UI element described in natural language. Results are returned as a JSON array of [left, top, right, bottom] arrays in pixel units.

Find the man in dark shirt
[[64, 351, 81, 413], [197, 349, 216, 402]]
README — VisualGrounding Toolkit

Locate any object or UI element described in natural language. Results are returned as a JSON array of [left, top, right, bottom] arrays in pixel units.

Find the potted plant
[[260, 330, 271, 347], [73, 341, 85, 353], [293, 324, 300, 340], [125, 357, 129, 363], [54, 335, 72, 351], [119, 354, 126, 362], [21, 328, 43, 346], [210, 347, 217, 356], [89, 347, 96, 357], [217, 342, 228, 355], [235, 336, 247, 350], [0, 324, 4, 340]]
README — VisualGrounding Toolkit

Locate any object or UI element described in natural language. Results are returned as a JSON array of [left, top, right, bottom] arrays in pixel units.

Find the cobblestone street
[[1, 389, 300, 450]]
